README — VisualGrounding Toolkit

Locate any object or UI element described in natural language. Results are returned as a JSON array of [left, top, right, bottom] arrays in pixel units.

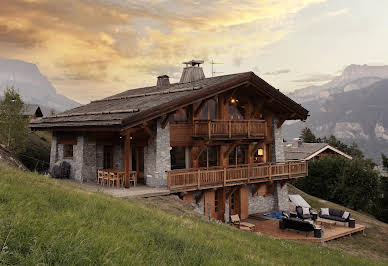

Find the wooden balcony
[[167, 161, 308, 192], [193, 120, 266, 139]]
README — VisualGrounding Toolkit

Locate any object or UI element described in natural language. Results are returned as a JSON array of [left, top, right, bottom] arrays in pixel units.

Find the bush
[[50, 162, 71, 179]]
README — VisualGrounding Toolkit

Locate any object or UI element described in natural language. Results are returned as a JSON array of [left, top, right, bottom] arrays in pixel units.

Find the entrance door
[[229, 189, 241, 216], [132, 147, 144, 184]]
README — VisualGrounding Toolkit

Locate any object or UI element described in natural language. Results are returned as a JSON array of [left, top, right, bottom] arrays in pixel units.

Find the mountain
[[289, 64, 388, 104], [0, 58, 80, 112], [285, 65, 388, 163]]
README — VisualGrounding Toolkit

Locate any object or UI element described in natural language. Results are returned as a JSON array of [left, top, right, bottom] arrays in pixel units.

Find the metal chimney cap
[[182, 60, 204, 67]]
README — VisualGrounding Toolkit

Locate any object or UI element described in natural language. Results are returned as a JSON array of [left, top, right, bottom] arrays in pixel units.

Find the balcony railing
[[193, 120, 266, 139], [167, 161, 308, 192]]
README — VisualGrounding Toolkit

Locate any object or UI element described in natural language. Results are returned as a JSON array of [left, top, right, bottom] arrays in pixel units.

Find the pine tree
[[0, 87, 29, 153], [299, 127, 317, 143]]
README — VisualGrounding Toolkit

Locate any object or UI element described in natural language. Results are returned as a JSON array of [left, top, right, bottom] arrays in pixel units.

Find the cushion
[[330, 208, 344, 217], [302, 207, 310, 215], [342, 211, 350, 219], [321, 208, 329, 216]]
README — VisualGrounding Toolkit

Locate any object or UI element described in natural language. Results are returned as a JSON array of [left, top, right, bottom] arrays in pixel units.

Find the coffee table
[[315, 218, 336, 229]]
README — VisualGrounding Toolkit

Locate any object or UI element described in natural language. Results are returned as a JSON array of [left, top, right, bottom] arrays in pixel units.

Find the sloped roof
[[30, 72, 308, 129], [284, 142, 352, 160], [24, 104, 43, 117]]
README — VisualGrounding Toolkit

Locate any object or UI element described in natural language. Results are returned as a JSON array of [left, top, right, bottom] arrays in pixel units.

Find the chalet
[[284, 139, 352, 161], [30, 60, 309, 222], [23, 104, 43, 121]]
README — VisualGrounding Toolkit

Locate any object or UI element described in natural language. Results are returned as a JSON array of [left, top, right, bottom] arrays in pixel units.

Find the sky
[[1, 0, 387, 104]]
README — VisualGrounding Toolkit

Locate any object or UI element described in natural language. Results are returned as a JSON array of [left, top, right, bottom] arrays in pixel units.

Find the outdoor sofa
[[279, 216, 322, 238], [319, 208, 351, 223]]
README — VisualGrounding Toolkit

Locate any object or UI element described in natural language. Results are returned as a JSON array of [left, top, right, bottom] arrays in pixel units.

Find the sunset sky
[[1, 0, 387, 104]]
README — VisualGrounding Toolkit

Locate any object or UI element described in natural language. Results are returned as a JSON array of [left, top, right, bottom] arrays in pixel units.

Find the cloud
[[327, 8, 349, 17], [264, 69, 291, 75], [292, 73, 334, 83], [0, 0, 326, 103]]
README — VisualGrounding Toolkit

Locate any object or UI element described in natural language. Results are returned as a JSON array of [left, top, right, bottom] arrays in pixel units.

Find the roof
[[284, 142, 353, 160], [30, 72, 308, 130], [24, 104, 43, 117]]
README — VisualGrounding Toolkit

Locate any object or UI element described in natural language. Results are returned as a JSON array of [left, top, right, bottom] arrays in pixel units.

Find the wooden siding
[[167, 160, 307, 192]]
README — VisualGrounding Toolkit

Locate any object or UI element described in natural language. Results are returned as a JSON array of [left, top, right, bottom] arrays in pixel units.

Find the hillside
[[0, 58, 80, 112], [0, 165, 383, 265], [0, 144, 26, 170], [285, 78, 388, 162]]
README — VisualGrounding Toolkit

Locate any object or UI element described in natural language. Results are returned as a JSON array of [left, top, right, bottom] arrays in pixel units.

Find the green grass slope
[[0, 165, 384, 265], [289, 185, 388, 262]]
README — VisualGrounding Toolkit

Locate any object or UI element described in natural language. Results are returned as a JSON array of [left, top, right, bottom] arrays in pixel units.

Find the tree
[[300, 127, 317, 143], [0, 88, 29, 154], [294, 156, 379, 212]]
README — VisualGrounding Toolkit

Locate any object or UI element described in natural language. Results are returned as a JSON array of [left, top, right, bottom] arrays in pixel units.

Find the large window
[[198, 146, 219, 168], [229, 145, 248, 165], [64, 144, 73, 159], [103, 146, 113, 169], [199, 99, 217, 120], [170, 146, 186, 170]]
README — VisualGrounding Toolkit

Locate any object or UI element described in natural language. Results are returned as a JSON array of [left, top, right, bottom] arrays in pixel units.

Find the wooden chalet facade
[[30, 60, 309, 222]]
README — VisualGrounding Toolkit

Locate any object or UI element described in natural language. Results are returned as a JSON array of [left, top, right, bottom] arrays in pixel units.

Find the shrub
[[50, 162, 71, 179]]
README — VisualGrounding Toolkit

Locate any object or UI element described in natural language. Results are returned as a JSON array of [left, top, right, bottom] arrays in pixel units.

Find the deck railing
[[167, 161, 308, 191], [193, 120, 266, 139]]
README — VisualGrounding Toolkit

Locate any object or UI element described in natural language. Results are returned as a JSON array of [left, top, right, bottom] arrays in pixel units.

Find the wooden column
[[239, 185, 249, 219], [124, 132, 131, 188]]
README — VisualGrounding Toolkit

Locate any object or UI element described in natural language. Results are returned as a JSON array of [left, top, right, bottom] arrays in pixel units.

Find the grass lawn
[[0, 165, 385, 265], [289, 185, 388, 262]]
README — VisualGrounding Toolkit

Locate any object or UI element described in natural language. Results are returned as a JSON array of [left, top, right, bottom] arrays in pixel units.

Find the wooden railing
[[167, 161, 308, 191], [193, 120, 266, 139]]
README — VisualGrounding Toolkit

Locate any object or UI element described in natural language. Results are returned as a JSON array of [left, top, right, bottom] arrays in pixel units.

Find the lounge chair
[[296, 206, 317, 220], [230, 215, 255, 232]]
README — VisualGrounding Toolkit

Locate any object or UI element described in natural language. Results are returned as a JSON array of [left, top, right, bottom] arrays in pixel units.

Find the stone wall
[[49, 133, 98, 182], [248, 184, 276, 214], [274, 182, 289, 211], [144, 119, 171, 187], [272, 118, 285, 162]]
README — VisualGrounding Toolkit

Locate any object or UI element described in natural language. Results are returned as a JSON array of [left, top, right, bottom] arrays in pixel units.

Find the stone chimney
[[291, 138, 303, 148], [157, 75, 170, 87], [180, 60, 205, 83]]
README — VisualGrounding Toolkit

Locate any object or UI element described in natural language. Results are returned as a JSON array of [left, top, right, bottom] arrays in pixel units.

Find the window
[[214, 191, 219, 212], [199, 99, 217, 120], [198, 146, 219, 168], [229, 145, 247, 165], [229, 98, 244, 120], [170, 146, 186, 170], [103, 146, 113, 169], [64, 144, 73, 159]]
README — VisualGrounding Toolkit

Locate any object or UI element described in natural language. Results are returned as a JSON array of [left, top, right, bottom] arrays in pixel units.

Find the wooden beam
[[195, 143, 208, 160], [226, 186, 238, 200], [224, 143, 237, 158], [194, 100, 207, 116], [161, 114, 171, 129], [142, 122, 154, 137], [277, 117, 287, 128]]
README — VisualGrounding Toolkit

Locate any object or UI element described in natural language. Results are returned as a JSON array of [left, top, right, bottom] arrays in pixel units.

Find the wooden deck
[[244, 215, 366, 243], [168, 161, 308, 192]]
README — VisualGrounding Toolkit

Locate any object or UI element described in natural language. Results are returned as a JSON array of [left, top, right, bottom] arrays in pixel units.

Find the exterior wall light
[[257, 148, 264, 156]]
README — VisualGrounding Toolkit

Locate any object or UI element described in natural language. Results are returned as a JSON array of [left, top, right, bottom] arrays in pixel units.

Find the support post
[[124, 132, 131, 188]]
